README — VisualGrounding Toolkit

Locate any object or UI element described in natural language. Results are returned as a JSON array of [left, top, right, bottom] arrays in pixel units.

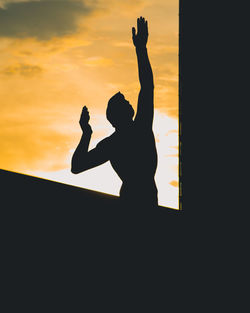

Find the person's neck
[[115, 120, 133, 132]]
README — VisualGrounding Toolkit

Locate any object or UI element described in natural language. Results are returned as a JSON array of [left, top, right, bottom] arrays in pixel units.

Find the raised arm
[[71, 106, 109, 174], [132, 17, 154, 128]]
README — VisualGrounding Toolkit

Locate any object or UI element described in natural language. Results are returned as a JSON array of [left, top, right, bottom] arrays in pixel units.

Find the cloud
[[0, 122, 72, 172], [2, 63, 43, 76], [0, 0, 93, 40], [151, 44, 178, 55], [84, 0, 147, 15], [83, 56, 113, 67], [113, 42, 131, 48], [0, 0, 38, 8]]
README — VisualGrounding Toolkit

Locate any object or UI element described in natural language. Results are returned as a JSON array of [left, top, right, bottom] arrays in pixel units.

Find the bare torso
[[98, 122, 158, 206]]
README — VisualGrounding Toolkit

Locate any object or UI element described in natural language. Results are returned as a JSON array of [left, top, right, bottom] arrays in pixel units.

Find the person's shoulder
[[96, 133, 115, 149], [133, 119, 153, 133]]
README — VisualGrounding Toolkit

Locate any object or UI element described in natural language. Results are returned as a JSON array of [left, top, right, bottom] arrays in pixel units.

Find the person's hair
[[106, 92, 134, 127]]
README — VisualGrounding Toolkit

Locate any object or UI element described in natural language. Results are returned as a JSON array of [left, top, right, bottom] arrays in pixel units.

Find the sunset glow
[[0, 0, 179, 209]]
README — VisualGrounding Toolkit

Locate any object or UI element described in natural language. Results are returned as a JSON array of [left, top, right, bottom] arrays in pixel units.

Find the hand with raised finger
[[79, 106, 93, 135], [132, 16, 148, 48]]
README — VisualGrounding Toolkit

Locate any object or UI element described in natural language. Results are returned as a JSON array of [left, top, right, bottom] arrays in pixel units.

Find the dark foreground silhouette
[[71, 17, 158, 208], [1, 169, 183, 309]]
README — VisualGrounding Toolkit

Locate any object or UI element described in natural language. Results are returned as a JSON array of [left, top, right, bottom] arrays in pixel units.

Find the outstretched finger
[[145, 20, 148, 34], [137, 18, 140, 33], [81, 106, 89, 117], [132, 27, 136, 38]]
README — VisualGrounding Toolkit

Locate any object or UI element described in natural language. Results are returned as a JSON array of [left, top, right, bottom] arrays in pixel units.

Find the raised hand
[[79, 106, 92, 135], [132, 16, 148, 48]]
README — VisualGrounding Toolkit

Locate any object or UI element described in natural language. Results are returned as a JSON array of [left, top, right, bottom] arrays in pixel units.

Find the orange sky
[[0, 0, 179, 209]]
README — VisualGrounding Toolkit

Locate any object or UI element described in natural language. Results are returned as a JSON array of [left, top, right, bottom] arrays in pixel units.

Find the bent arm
[[71, 133, 109, 174], [71, 132, 90, 174], [72, 106, 110, 174]]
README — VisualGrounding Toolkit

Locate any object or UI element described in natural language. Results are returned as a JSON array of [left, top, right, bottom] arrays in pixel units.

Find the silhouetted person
[[71, 17, 158, 209]]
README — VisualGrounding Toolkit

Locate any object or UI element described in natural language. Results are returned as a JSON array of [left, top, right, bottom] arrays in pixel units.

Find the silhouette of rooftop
[[1, 168, 184, 308], [0, 168, 177, 214]]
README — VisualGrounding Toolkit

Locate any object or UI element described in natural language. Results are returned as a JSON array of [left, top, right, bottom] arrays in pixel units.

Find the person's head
[[106, 92, 134, 128]]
